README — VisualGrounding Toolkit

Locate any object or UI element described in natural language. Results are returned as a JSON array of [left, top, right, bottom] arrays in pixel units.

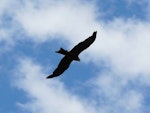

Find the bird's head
[[74, 56, 80, 62]]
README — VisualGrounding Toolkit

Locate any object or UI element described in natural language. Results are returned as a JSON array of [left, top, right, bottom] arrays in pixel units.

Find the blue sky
[[0, 0, 150, 113]]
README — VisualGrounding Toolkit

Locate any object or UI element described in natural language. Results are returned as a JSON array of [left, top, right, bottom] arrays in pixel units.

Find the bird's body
[[47, 31, 97, 79]]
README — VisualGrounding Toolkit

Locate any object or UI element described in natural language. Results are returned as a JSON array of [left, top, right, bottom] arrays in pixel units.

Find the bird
[[46, 31, 97, 79]]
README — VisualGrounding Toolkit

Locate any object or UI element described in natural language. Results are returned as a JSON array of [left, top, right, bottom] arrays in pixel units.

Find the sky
[[0, 0, 150, 113]]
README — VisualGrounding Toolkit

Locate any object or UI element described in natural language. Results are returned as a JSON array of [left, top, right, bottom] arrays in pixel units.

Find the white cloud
[[14, 57, 96, 113], [14, 0, 150, 81], [13, 57, 143, 113], [0, 0, 23, 54], [85, 19, 150, 85], [125, 0, 150, 20], [0, 29, 9, 42], [0, 0, 13, 48], [91, 72, 143, 113], [0, 0, 11, 16], [15, 0, 100, 43], [1, 0, 149, 112], [0, 28, 14, 55]]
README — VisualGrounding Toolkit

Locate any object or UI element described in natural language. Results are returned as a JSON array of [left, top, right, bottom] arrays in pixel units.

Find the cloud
[[14, 0, 150, 84], [91, 72, 143, 113], [2, 0, 150, 82], [0, 28, 14, 54], [13, 57, 144, 113], [125, 0, 150, 20], [0, 0, 23, 54], [0, 1, 12, 52], [14, 57, 96, 113], [0, 0, 12, 16], [91, 19, 150, 83], [1, 0, 149, 113], [15, 0, 100, 43]]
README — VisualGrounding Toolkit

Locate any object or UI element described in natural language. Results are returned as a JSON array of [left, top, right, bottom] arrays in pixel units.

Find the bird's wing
[[57, 56, 73, 71], [70, 31, 97, 55], [46, 56, 73, 78]]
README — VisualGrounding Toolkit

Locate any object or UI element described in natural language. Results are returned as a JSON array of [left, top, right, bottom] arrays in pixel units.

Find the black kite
[[46, 31, 97, 78]]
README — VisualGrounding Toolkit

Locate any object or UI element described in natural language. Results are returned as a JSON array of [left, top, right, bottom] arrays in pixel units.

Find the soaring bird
[[46, 31, 97, 79]]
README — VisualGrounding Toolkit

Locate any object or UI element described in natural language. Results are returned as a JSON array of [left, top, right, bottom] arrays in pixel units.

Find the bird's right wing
[[70, 31, 97, 55]]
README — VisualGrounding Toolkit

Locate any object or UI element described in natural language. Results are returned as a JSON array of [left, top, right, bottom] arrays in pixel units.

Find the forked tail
[[55, 48, 69, 55]]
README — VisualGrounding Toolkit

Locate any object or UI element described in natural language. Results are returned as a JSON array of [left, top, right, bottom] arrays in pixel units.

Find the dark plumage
[[46, 31, 97, 79]]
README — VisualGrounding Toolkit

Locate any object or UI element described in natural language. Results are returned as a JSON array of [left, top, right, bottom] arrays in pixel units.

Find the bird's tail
[[55, 48, 69, 55]]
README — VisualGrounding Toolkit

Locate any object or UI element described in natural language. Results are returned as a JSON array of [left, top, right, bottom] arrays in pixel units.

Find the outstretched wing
[[70, 31, 97, 55], [46, 56, 73, 78]]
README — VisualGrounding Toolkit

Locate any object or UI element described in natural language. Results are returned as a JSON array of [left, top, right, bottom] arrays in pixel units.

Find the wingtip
[[46, 76, 50, 79], [93, 31, 97, 36], [94, 31, 97, 34], [46, 75, 53, 79], [46, 74, 57, 79]]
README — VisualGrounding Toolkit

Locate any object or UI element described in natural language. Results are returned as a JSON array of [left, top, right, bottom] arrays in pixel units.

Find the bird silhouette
[[47, 31, 97, 79]]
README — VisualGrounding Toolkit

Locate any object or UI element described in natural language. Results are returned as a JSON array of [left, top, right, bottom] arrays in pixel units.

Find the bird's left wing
[[46, 56, 73, 78]]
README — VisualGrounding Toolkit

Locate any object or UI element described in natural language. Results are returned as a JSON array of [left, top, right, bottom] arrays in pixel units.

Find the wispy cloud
[[13, 56, 144, 113], [0, 0, 22, 53], [91, 72, 143, 113], [15, 0, 100, 42], [92, 19, 150, 79], [14, 57, 96, 113], [125, 0, 150, 20], [0, 0, 150, 113]]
